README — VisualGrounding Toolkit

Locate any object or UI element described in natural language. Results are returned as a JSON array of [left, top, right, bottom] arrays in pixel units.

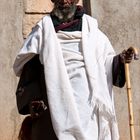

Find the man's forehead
[[51, 0, 79, 3]]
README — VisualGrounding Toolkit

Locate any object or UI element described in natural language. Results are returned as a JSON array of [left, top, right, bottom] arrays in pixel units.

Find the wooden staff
[[124, 47, 139, 140]]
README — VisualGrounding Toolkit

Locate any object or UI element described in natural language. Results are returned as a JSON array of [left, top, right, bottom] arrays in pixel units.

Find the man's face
[[52, 0, 79, 20], [53, 0, 79, 10], [59, 0, 79, 7]]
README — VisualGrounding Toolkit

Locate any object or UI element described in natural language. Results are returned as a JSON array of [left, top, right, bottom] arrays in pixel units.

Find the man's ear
[[75, 0, 80, 4]]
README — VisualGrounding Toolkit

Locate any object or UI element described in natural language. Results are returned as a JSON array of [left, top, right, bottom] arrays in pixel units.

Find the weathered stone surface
[[0, 0, 24, 140], [23, 14, 45, 38], [24, 0, 53, 13]]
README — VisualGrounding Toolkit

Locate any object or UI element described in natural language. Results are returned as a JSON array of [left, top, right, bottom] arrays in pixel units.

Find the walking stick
[[124, 47, 139, 140]]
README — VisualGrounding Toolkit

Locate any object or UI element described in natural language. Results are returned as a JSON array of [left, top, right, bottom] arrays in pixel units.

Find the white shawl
[[13, 14, 119, 140]]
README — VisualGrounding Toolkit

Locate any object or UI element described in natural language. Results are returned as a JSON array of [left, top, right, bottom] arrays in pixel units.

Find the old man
[[14, 0, 134, 140]]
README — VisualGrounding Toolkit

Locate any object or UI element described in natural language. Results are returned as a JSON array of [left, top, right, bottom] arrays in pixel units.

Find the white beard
[[51, 5, 77, 22]]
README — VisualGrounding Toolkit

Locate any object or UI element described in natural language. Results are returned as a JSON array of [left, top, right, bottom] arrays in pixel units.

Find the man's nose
[[61, 0, 69, 4]]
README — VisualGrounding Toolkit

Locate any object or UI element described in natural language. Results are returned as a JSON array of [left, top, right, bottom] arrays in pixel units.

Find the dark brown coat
[[16, 55, 57, 140]]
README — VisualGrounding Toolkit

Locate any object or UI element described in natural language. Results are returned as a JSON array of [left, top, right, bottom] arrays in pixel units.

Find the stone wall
[[0, 0, 23, 140], [91, 0, 140, 140]]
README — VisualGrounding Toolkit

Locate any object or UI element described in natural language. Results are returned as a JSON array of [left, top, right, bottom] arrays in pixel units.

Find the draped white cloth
[[13, 14, 119, 140]]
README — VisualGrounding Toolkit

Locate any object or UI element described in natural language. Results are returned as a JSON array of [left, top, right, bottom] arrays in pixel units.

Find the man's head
[[51, 0, 79, 6], [51, 0, 80, 22]]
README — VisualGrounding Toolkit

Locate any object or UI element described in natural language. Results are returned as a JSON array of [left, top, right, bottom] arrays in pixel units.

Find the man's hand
[[120, 47, 137, 63], [29, 100, 47, 119]]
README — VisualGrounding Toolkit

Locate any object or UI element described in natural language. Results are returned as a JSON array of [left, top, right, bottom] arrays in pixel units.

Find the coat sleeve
[[112, 55, 125, 87], [16, 55, 47, 115], [103, 36, 125, 89]]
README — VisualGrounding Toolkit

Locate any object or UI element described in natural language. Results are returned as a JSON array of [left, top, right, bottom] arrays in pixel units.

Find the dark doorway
[[83, 0, 91, 15]]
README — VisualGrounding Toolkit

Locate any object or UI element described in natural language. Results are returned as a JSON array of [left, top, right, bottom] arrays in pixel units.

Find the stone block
[[24, 0, 53, 13], [23, 14, 45, 38]]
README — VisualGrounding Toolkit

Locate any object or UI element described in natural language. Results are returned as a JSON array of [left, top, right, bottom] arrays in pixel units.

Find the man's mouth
[[58, 3, 71, 10], [63, 3, 70, 7]]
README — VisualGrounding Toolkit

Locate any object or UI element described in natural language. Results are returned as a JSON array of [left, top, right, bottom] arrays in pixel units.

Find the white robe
[[13, 14, 119, 140]]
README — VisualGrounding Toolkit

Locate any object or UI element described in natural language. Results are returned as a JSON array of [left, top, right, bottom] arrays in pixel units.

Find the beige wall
[[0, 0, 23, 139], [0, 0, 139, 140], [91, 0, 140, 140]]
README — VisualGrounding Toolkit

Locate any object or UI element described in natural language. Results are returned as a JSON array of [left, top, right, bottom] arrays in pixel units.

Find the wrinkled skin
[[120, 48, 138, 63], [51, 0, 80, 22], [30, 100, 47, 118]]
